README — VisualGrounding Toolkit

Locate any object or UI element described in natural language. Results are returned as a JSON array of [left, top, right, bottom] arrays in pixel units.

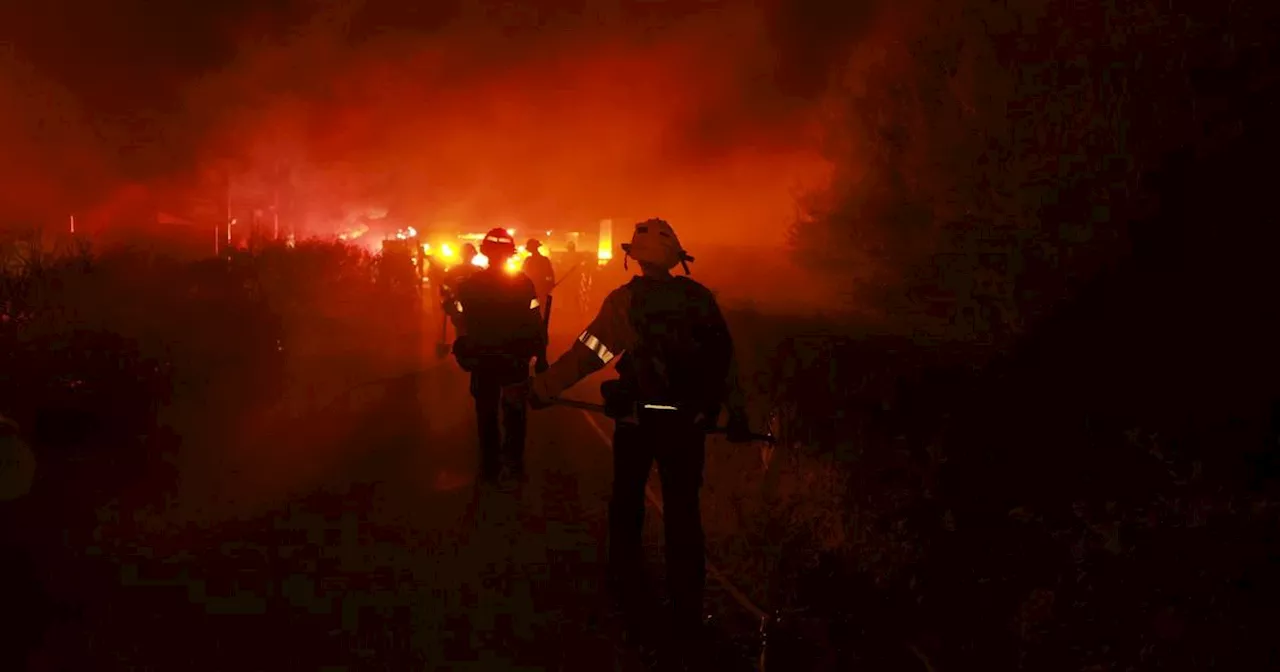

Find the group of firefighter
[[437, 219, 756, 662]]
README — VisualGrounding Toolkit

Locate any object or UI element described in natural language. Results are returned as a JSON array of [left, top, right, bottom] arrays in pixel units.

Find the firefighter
[[440, 243, 480, 315], [380, 238, 419, 296], [436, 244, 481, 355], [522, 238, 556, 372], [451, 229, 546, 482], [508, 218, 752, 651]]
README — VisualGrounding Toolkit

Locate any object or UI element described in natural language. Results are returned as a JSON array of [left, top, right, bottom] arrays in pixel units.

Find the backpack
[[452, 270, 542, 377], [617, 276, 733, 414]]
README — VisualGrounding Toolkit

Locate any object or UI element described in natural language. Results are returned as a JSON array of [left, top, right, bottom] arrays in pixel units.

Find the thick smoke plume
[[179, 0, 853, 246], [0, 50, 107, 229]]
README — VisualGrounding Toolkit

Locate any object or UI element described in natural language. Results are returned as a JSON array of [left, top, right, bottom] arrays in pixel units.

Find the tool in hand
[[549, 398, 777, 445]]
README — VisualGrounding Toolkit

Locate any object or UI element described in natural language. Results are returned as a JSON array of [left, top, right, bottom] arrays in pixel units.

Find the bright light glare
[[598, 219, 613, 265], [472, 253, 489, 268]]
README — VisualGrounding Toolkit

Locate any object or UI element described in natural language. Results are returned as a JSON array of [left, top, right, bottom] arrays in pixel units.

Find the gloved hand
[[725, 409, 753, 444], [529, 378, 554, 410], [502, 380, 531, 407]]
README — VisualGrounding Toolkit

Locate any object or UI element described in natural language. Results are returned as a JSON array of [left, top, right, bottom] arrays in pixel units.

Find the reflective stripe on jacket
[[531, 279, 746, 413]]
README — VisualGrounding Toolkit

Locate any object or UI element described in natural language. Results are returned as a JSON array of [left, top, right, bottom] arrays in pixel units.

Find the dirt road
[[4, 328, 761, 671]]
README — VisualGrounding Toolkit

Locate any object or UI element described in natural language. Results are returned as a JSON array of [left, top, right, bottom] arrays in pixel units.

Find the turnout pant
[[536, 295, 551, 371], [609, 417, 707, 630], [470, 373, 528, 478]]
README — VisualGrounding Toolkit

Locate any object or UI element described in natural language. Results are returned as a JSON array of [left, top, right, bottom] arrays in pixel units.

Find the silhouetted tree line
[[0, 239, 422, 495], [751, 2, 1280, 669]]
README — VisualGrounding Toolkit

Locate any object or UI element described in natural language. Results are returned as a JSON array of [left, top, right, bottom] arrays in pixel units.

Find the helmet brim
[[620, 243, 693, 263]]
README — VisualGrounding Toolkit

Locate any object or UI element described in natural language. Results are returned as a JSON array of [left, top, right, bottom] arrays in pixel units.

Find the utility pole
[[226, 168, 234, 244], [273, 161, 281, 240]]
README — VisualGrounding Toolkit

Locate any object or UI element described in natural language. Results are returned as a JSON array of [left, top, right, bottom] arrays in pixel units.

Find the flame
[[339, 223, 370, 242], [467, 252, 523, 273], [440, 243, 455, 258], [510, 247, 533, 274], [597, 219, 613, 266]]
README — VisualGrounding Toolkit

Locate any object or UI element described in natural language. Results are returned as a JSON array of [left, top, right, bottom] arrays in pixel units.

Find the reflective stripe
[[578, 330, 615, 364], [454, 301, 464, 313], [530, 298, 540, 310], [642, 404, 679, 411]]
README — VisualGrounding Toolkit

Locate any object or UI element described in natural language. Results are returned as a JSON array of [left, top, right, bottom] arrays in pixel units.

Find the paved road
[[4, 325, 762, 671]]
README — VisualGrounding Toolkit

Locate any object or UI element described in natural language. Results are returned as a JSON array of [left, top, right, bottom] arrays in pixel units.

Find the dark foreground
[[2, 335, 760, 672]]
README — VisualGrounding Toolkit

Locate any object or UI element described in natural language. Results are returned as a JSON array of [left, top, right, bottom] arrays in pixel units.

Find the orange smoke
[[184, 3, 834, 247], [0, 50, 110, 227]]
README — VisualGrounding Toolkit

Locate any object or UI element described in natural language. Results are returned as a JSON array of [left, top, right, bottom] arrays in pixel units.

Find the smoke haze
[[4, 1, 892, 248]]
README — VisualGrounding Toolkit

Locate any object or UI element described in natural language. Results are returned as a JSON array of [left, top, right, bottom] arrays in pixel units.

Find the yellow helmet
[[620, 218, 694, 272]]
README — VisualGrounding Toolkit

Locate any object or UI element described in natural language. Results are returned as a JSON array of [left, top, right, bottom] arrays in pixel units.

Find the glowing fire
[[415, 227, 541, 275], [597, 219, 613, 266], [338, 223, 370, 241], [470, 251, 524, 275]]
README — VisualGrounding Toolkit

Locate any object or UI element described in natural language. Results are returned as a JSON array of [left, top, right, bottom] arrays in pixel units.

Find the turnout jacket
[[531, 275, 746, 418], [451, 268, 546, 378], [521, 252, 556, 299]]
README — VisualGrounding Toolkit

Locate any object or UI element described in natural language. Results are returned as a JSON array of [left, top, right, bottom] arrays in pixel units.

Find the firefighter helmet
[[461, 243, 478, 261], [526, 238, 542, 252], [620, 218, 693, 271], [480, 227, 517, 261]]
